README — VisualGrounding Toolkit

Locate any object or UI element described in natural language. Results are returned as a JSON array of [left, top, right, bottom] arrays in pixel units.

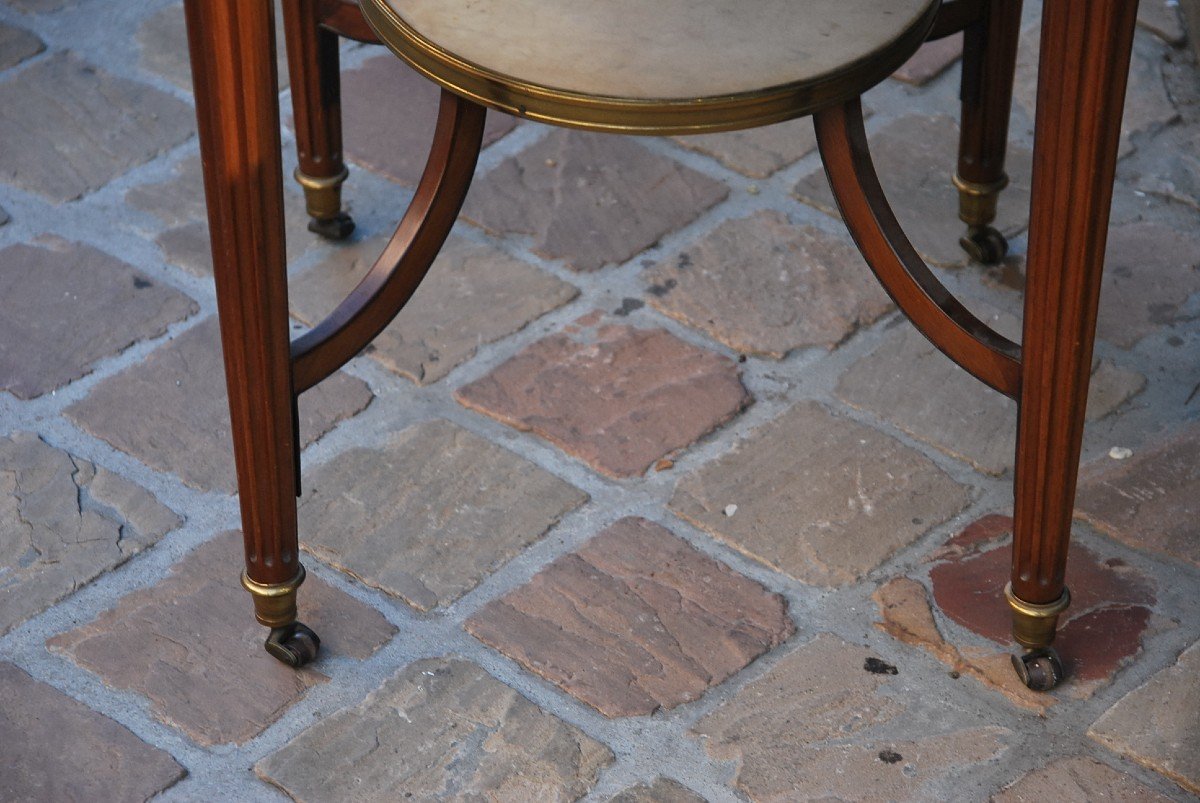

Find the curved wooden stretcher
[[182, 0, 1138, 689]]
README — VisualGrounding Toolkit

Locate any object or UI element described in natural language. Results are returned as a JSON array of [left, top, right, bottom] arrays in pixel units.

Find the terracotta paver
[[467, 517, 794, 717], [674, 118, 820, 179], [0, 53, 192, 201], [921, 515, 1158, 698], [671, 402, 968, 586], [48, 530, 396, 746], [993, 756, 1173, 802], [891, 33, 963, 86], [693, 634, 1008, 801], [463, 130, 729, 271], [609, 778, 707, 803], [457, 321, 749, 477], [645, 211, 892, 358], [0, 432, 181, 636], [1089, 640, 1200, 795], [794, 115, 1033, 268], [0, 238, 198, 399], [298, 418, 588, 611], [256, 657, 614, 801], [0, 20, 43, 70], [1075, 423, 1200, 567], [290, 235, 579, 385], [338, 54, 517, 186], [0, 662, 186, 801], [65, 317, 373, 493], [837, 317, 1145, 475]]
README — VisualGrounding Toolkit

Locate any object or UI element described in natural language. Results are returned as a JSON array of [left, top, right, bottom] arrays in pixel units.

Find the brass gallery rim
[[359, 0, 941, 135]]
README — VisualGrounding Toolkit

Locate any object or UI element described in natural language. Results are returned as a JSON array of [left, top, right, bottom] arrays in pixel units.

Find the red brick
[[456, 321, 749, 477], [466, 517, 794, 717]]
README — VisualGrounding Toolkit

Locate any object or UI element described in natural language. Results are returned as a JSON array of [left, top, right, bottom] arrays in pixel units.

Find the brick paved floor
[[1, 1, 1198, 800]]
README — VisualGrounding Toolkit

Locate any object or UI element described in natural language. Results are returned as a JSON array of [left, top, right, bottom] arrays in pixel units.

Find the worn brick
[[693, 634, 1008, 801], [0, 53, 192, 201], [1134, 127, 1200, 212], [290, 235, 578, 385], [1138, 0, 1187, 44], [1075, 424, 1200, 568], [674, 118, 819, 180], [457, 321, 749, 477], [257, 657, 613, 801], [837, 317, 1145, 475], [126, 155, 314, 276], [0, 432, 180, 636], [1089, 640, 1200, 794], [994, 756, 1172, 802], [0, 662, 186, 800], [299, 418, 587, 611], [892, 33, 963, 86], [874, 577, 1056, 713], [794, 115, 1032, 268], [1096, 222, 1200, 349], [463, 130, 729, 272], [65, 317, 372, 493], [467, 517, 794, 717], [4, 0, 72, 11], [338, 54, 516, 186], [926, 515, 1158, 696], [645, 211, 891, 358], [138, 1, 287, 91], [0, 20, 43, 70], [0, 238, 198, 399], [671, 402, 968, 586], [49, 530, 396, 746], [609, 778, 707, 803]]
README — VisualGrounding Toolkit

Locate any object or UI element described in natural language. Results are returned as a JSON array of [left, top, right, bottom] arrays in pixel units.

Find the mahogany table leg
[[283, 0, 355, 240], [1008, 0, 1138, 691], [184, 0, 319, 667], [954, 0, 1022, 264]]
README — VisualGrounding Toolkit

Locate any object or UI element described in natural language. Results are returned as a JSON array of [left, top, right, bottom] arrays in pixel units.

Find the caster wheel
[[308, 212, 355, 241], [1011, 647, 1063, 692], [265, 622, 321, 667], [959, 225, 1008, 265]]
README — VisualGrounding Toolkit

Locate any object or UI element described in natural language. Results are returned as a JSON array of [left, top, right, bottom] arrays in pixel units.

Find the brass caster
[[265, 622, 321, 667], [1011, 647, 1064, 692], [959, 225, 1008, 264], [308, 211, 355, 241]]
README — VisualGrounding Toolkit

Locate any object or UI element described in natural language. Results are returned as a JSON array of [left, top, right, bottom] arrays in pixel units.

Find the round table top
[[360, 0, 940, 134]]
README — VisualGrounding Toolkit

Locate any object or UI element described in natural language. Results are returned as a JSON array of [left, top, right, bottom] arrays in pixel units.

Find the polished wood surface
[[814, 100, 1022, 398], [284, 0, 347, 192], [956, 0, 1022, 189], [1011, 0, 1138, 605], [184, 0, 299, 586], [290, 91, 484, 393]]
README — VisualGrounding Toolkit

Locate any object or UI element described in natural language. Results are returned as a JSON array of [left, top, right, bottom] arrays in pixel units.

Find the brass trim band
[[241, 565, 307, 628], [294, 166, 349, 220], [952, 172, 1009, 226], [1004, 582, 1070, 648]]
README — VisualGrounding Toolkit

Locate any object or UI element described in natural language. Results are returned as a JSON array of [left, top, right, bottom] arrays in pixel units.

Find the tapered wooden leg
[[954, 0, 1022, 264], [1009, 0, 1138, 691], [184, 0, 318, 667], [283, 0, 355, 240]]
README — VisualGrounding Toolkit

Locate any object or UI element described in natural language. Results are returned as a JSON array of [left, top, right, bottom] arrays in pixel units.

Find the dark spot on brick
[[647, 278, 677, 298], [363, 344, 377, 354], [949, 670, 960, 679], [133, 276, 153, 289], [878, 750, 903, 764], [613, 298, 645, 317], [1167, 335, 1183, 346], [864, 657, 898, 675], [738, 354, 747, 363], [677, 252, 692, 269]]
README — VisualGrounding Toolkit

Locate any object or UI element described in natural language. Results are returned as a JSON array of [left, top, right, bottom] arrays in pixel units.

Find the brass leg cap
[[295, 167, 355, 240], [1005, 582, 1070, 649], [952, 172, 1008, 227], [241, 566, 306, 629]]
